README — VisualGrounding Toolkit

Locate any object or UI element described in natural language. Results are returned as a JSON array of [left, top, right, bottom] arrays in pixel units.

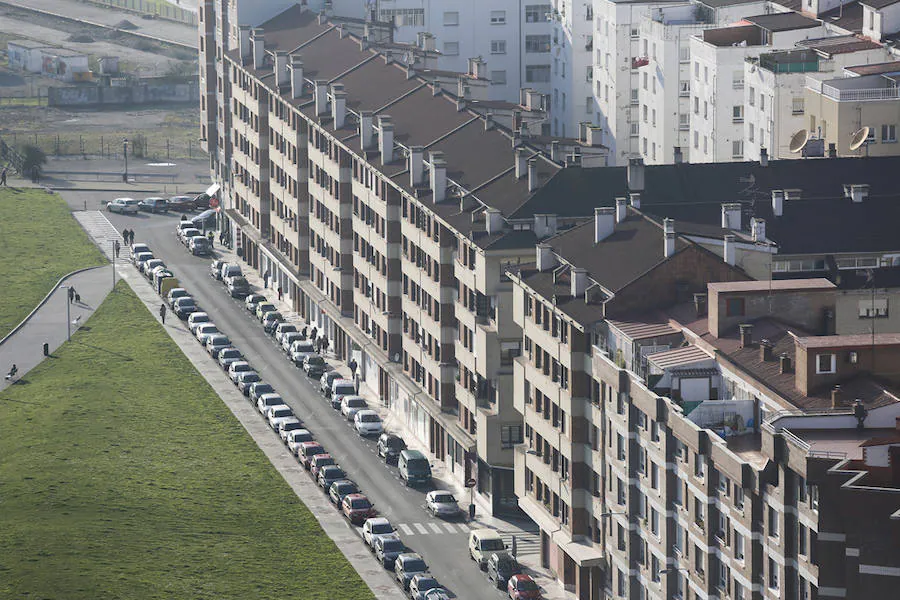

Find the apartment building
[[209, 4, 612, 515], [690, 13, 827, 163], [375, 0, 555, 101], [860, 0, 900, 42], [742, 36, 889, 161], [507, 208, 900, 598], [547, 0, 595, 138]]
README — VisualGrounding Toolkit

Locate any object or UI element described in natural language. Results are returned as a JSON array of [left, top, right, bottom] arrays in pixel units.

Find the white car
[[290, 340, 316, 365], [363, 517, 396, 548], [425, 490, 461, 518], [195, 323, 220, 345], [274, 323, 299, 344], [267, 405, 295, 431], [218, 348, 243, 370], [245, 293, 266, 313], [130, 243, 151, 260], [205, 334, 231, 358], [107, 197, 140, 213], [278, 417, 304, 442], [354, 410, 383, 436], [132, 252, 154, 271], [187, 312, 211, 334], [227, 361, 253, 383], [281, 331, 304, 353], [142, 258, 165, 276], [286, 429, 314, 455], [340, 396, 368, 421], [257, 393, 284, 415]]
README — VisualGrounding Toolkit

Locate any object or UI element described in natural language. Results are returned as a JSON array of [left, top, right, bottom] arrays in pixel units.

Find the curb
[[0, 265, 106, 347]]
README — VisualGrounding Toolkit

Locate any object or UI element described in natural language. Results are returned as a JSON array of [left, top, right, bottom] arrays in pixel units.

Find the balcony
[[809, 74, 900, 102]]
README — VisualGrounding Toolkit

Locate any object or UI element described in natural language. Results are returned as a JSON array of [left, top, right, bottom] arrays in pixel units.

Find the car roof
[[427, 490, 454, 498], [312, 453, 332, 460], [471, 528, 503, 539], [267, 404, 290, 411], [355, 410, 379, 418], [398, 552, 422, 561], [367, 517, 391, 525], [333, 378, 354, 385], [510, 574, 533, 582], [346, 493, 367, 500], [401, 449, 426, 459], [299, 441, 322, 449]]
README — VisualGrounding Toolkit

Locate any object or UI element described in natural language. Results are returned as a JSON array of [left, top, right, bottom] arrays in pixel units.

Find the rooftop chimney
[[359, 111, 374, 151], [850, 184, 870, 203], [239, 25, 251, 61], [721, 203, 741, 230], [379, 116, 394, 165], [615, 197, 627, 223], [760, 339, 774, 362], [515, 148, 529, 179], [627, 158, 645, 192], [468, 56, 487, 79], [739, 323, 754, 348], [694, 292, 707, 317], [409, 146, 425, 188], [418, 31, 436, 52], [771, 190, 784, 217], [760, 147, 769, 167], [779, 353, 792, 374], [724, 234, 736, 266], [289, 54, 304, 99], [331, 85, 347, 129], [831, 385, 843, 409], [594, 207, 615, 243], [527, 159, 538, 193], [536, 243, 557, 272], [550, 141, 561, 162], [828, 143, 837, 158], [751, 217, 766, 242], [486, 208, 504, 235], [664, 218, 675, 258], [784, 189, 802, 201], [251, 28, 265, 70], [629, 192, 641, 210], [314, 80, 328, 116], [674, 146, 683, 164], [274, 51, 289, 88], [571, 267, 588, 298], [429, 151, 447, 202], [585, 125, 603, 147]]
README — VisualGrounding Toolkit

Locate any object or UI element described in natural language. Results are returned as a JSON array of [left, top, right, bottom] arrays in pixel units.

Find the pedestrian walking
[[74, 292, 80, 304], [114, 240, 121, 258], [310, 327, 318, 343], [68, 287, 75, 304], [263, 270, 270, 289], [219, 230, 226, 245], [0, 166, 7, 186], [207, 231, 214, 248], [122, 229, 131, 246], [128, 230, 135, 245], [31, 165, 38, 183], [301, 326, 308, 340], [159, 303, 167, 324], [349, 358, 358, 392], [277, 285, 283, 302], [5, 364, 17, 382]]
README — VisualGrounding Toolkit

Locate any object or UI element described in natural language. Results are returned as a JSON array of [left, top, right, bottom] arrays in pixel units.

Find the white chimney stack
[[627, 157, 645, 191], [379, 116, 394, 165], [751, 217, 766, 242], [527, 159, 538, 193], [239, 25, 251, 61], [359, 111, 374, 150], [724, 234, 736, 265], [629, 192, 641, 210], [515, 148, 529, 179], [251, 29, 265, 70], [331, 86, 347, 129], [615, 197, 627, 223], [760, 147, 769, 167], [721, 203, 742, 230], [429, 151, 447, 202], [663, 218, 676, 258], [771, 190, 784, 217], [571, 267, 588, 298], [274, 51, 289, 88], [486, 208, 504, 235], [289, 54, 304, 99], [409, 146, 425, 187], [850, 184, 869, 203], [536, 244, 557, 272], [594, 207, 615, 244], [314, 80, 328, 116]]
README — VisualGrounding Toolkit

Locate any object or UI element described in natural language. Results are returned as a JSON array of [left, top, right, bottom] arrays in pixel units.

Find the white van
[[220, 263, 242, 281], [468, 529, 506, 569]]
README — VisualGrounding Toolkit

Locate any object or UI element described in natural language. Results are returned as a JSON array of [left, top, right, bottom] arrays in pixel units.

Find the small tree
[[21, 144, 46, 177]]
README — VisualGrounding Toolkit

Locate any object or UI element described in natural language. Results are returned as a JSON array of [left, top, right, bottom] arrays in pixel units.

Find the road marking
[[414, 523, 429, 534], [428, 523, 443, 534], [458, 523, 471, 534], [443, 523, 457, 533], [399, 523, 415, 535]]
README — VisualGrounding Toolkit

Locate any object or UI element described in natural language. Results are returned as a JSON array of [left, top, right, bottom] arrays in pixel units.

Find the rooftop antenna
[[849, 127, 871, 156], [788, 129, 809, 154]]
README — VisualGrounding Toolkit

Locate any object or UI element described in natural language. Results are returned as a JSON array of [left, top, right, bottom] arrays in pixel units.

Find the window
[[816, 353, 836, 374], [749, 124, 755, 143], [679, 113, 689, 130], [733, 105, 744, 123], [693, 131, 699, 149], [631, 88, 639, 104], [679, 81, 690, 97], [768, 506, 779, 537], [651, 555, 661, 582], [630, 123, 639, 137], [733, 70, 744, 89], [443, 11, 459, 25], [651, 508, 659, 536], [490, 40, 507, 54], [792, 97, 805, 115], [734, 485, 745, 509], [490, 10, 507, 24], [491, 70, 507, 85], [694, 545, 705, 574], [882, 124, 897, 143], [443, 41, 459, 56], [616, 434, 625, 460], [525, 35, 551, 53], [694, 496, 705, 526], [734, 530, 744, 560], [768, 558, 779, 589], [525, 4, 551, 23], [732, 140, 744, 158], [749, 87, 756, 106], [717, 560, 729, 592], [526, 65, 550, 83], [859, 298, 888, 318], [798, 524, 808, 556], [734, 581, 744, 600], [501, 425, 523, 448], [694, 453, 705, 478]]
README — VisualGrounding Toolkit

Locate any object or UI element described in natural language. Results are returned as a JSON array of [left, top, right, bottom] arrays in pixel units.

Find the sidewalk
[[212, 242, 575, 600]]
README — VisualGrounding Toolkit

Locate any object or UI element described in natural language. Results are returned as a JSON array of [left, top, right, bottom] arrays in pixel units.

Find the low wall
[[48, 82, 199, 106]]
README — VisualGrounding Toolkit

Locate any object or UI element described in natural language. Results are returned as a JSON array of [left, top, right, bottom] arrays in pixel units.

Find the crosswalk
[[391, 522, 540, 556], [397, 522, 472, 536], [74, 211, 122, 260], [497, 530, 540, 557]]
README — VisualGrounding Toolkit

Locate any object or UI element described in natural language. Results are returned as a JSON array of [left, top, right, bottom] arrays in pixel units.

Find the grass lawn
[[0, 188, 106, 338], [0, 283, 373, 599]]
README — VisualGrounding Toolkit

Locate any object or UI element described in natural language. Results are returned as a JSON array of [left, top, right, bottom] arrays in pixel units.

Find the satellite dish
[[849, 127, 871, 151], [789, 129, 809, 154]]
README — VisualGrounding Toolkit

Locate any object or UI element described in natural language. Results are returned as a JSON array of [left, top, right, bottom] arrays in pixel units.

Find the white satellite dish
[[789, 129, 809, 154], [849, 127, 871, 151]]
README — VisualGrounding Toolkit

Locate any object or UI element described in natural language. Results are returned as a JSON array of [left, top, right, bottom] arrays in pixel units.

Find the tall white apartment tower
[[548, 0, 596, 138]]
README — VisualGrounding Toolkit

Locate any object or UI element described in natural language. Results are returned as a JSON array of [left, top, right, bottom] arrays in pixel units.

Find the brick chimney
[[779, 353, 792, 374], [831, 385, 842, 409], [760, 339, 774, 362], [739, 324, 754, 348]]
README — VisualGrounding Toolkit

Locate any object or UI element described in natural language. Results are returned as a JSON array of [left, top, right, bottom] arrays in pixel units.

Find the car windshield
[[335, 384, 355, 395], [307, 356, 324, 365], [280, 325, 297, 333], [372, 522, 392, 534], [292, 431, 312, 442], [255, 385, 274, 393], [177, 299, 196, 307], [272, 408, 292, 418], [497, 557, 516, 570], [221, 350, 240, 358], [387, 437, 406, 449], [230, 277, 248, 287], [282, 422, 301, 431], [243, 374, 260, 382], [417, 578, 439, 590], [304, 445, 324, 455], [324, 468, 344, 478], [517, 580, 539, 592], [407, 458, 430, 474], [433, 494, 456, 504], [338, 482, 358, 494], [233, 364, 251, 372], [259, 304, 275, 311], [193, 315, 209, 322], [296, 343, 314, 352], [347, 398, 367, 408], [481, 539, 505, 551], [350, 498, 371, 509], [382, 540, 403, 552], [211, 336, 229, 345], [403, 559, 426, 572], [360, 414, 380, 423]]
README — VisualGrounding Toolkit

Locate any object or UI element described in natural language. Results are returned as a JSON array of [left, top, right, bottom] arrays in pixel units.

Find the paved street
[[82, 204, 543, 600]]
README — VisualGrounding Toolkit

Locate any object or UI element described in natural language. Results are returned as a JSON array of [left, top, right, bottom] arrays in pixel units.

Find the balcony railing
[[820, 83, 900, 102]]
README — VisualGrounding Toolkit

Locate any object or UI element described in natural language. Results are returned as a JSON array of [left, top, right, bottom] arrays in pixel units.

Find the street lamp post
[[122, 137, 129, 183], [61, 285, 71, 341]]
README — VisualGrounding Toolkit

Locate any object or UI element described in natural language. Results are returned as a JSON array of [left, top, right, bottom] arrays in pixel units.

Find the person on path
[[263, 270, 270, 289], [74, 291, 80, 304], [207, 231, 214, 247], [122, 229, 130, 246], [219, 230, 226, 245], [114, 240, 121, 258], [310, 327, 318, 345], [5, 364, 17, 382], [68, 287, 75, 304], [277, 285, 283, 302], [129, 230, 135, 246], [159, 303, 167, 324], [0, 166, 7, 186], [301, 326, 308, 340], [349, 358, 358, 391], [31, 165, 38, 183]]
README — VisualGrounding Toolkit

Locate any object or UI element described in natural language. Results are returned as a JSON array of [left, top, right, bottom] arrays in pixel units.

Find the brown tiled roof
[[708, 279, 835, 293], [820, 1, 865, 33], [797, 333, 900, 349], [846, 61, 900, 75]]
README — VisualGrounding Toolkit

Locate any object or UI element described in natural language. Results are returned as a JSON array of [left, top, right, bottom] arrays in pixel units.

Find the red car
[[507, 574, 542, 599], [297, 442, 325, 470], [309, 453, 335, 479], [342, 493, 377, 525]]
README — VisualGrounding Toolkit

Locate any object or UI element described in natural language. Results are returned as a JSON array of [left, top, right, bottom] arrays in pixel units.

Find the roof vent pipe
[[663, 218, 676, 258], [771, 190, 784, 217], [724, 234, 736, 266], [615, 197, 627, 223], [594, 207, 615, 243]]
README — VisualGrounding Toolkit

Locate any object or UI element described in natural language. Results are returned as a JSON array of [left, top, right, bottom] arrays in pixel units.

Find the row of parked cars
[[107, 193, 211, 214]]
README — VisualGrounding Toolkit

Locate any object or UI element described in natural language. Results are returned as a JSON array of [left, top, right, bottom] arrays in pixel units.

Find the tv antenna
[[789, 129, 809, 154], [849, 127, 871, 156]]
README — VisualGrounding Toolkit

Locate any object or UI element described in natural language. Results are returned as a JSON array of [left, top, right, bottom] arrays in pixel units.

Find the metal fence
[[1, 133, 205, 161], [86, 0, 197, 26]]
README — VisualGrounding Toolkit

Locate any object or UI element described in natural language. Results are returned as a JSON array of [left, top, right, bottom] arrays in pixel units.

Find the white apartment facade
[[377, 0, 554, 101], [689, 15, 827, 163], [548, 0, 595, 138]]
